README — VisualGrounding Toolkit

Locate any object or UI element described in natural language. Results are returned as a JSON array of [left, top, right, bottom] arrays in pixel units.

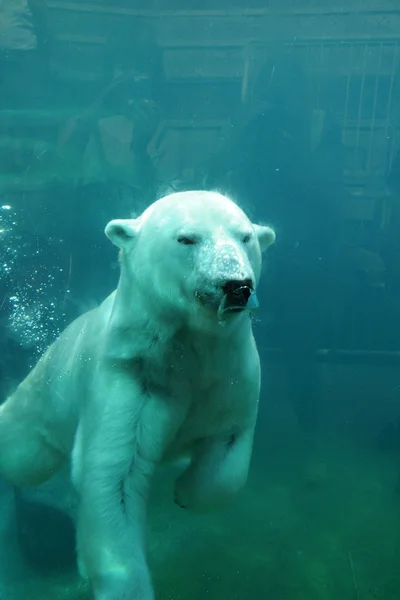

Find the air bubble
[[0, 205, 69, 360]]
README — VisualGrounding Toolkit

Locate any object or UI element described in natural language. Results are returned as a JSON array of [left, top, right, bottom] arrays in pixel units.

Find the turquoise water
[[1, 364, 400, 599], [1, 1, 400, 599]]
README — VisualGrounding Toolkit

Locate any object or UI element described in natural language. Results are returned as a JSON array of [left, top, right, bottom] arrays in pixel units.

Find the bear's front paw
[[174, 468, 240, 513], [93, 567, 154, 600]]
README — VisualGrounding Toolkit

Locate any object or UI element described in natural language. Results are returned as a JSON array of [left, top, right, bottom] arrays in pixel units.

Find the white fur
[[0, 191, 275, 600]]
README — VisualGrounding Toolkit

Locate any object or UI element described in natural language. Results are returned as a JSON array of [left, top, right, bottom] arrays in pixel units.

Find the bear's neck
[[111, 269, 185, 331]]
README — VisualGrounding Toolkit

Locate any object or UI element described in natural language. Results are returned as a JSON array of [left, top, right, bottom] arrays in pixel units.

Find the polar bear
[[0, 190, 274, 600]]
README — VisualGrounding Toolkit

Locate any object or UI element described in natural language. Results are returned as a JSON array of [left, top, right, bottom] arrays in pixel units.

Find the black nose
[[222, 279, 253, 295]]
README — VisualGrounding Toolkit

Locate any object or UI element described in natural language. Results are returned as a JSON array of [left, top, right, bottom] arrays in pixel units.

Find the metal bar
[[354, 43, 369, 171], [366, 42, 383, 175], [316, 42, 325, 110], [342, 44, 354, 147], [383, 43, 399, 176], [388, 44, 400, 172]]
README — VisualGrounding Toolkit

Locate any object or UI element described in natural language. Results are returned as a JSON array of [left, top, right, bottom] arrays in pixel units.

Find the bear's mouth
[[218, 282, 259, 316], [195, 281, 259, 317]]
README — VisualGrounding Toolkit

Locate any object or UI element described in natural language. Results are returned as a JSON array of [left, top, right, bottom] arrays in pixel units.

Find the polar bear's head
[[105, 191, 274, 325]]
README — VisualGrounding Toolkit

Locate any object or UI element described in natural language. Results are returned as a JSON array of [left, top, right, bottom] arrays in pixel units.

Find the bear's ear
[[105, 219, 140, 249], [253, 224, 275, 251]]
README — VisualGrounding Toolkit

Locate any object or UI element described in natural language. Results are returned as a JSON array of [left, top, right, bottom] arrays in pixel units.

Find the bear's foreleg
[[174, 426, 256, 511], [74, 370, 187, 600]]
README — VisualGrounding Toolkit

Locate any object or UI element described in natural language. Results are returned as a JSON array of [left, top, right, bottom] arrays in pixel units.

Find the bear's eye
[[242, 234, 252, 244], [177, 235, 197, 245]]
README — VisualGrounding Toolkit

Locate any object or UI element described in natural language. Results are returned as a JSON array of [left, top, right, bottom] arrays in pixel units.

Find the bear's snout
[[197, 241, 253, 285]]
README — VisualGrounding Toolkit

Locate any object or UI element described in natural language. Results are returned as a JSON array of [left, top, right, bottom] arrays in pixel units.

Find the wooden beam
[[55, 33, 400, 47], [47, 2, 400, 18], [49, 11, 400, 46]]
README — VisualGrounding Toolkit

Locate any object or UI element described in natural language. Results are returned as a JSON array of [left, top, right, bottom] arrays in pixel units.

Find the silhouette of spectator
[[0, 0, 51, 108]]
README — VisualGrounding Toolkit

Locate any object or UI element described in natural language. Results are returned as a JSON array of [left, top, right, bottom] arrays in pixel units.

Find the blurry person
[[41, 20, 164, 309], [0, 0, 37, 53], [0, 0, 51, 107], [54, 19, 163, 210]]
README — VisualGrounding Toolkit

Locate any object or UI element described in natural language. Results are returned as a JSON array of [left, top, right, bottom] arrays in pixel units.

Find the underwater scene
[[1, 0, 400, 599]]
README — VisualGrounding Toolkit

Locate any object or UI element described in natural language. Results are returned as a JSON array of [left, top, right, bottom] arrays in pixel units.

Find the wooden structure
[[41, 1, 400, 210], [1, 1, 400, 221]]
